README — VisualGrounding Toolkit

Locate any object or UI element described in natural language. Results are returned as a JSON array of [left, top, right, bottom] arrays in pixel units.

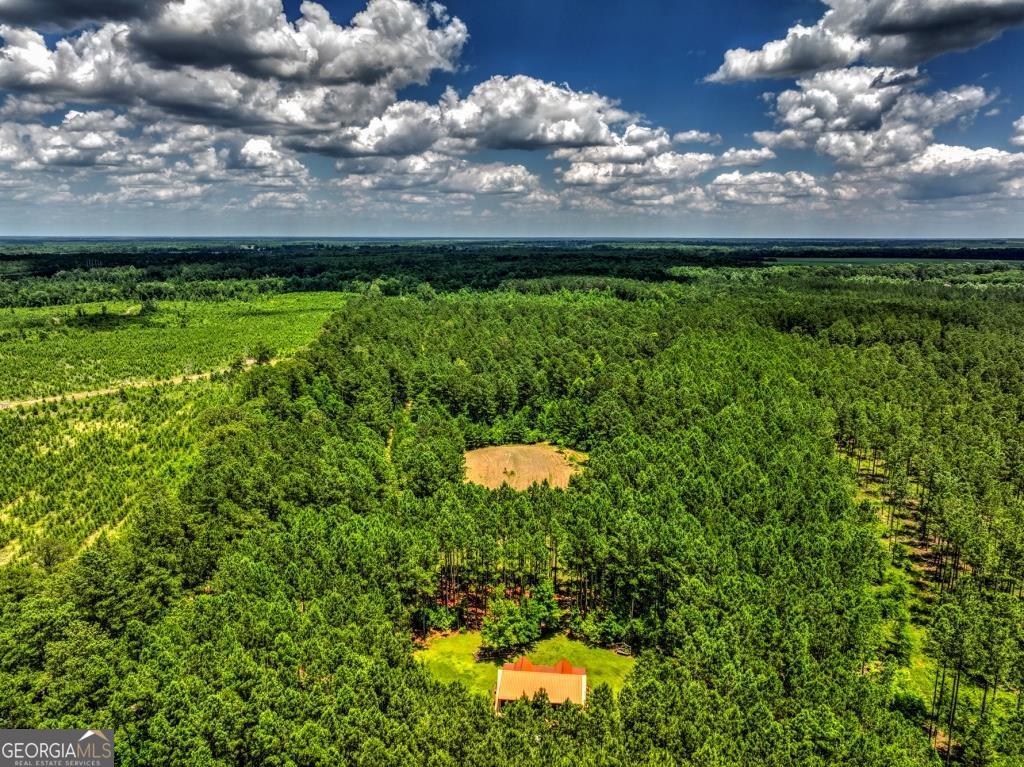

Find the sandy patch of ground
[[464, 443, 586, 490]]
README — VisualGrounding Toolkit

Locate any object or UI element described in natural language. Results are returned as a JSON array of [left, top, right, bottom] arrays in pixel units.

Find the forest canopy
[[1, 243, 1022, 766]]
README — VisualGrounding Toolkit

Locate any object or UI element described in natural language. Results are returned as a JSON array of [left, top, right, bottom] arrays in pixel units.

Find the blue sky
[[1, 0, 1023, 236]]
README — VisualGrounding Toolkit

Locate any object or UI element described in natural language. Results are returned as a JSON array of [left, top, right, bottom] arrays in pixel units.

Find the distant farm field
[[0, 292, 345, 400], [769, 257, 1015, 265], [416, 632, 635, 699], [464, 443, 586, 490]]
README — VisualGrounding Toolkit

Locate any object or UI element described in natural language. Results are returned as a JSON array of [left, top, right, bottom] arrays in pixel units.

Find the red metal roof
[[495, 657, 588, 709], [503, 657, 585, 675]]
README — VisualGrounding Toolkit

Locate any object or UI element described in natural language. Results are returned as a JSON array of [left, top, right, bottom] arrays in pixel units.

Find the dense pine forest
[[1, 242, 1023, 766]]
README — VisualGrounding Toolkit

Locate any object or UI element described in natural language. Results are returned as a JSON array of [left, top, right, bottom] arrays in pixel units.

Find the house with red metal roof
[[494, 657, 587, 712]]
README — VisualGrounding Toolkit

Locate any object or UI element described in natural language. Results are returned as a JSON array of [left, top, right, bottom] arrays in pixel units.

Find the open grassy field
[[769, 257, 1004, 265], [416, 632, 635, 699], [464, 443, 587, 490], [0, 292, 345, 400]]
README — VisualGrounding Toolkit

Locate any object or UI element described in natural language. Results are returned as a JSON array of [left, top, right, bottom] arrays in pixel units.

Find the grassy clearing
[[0, 292, 345, 399], [416, 632, 635, 699], [416, 632, 499, 696], [527, 635, 636, 692], [464, 443, 587, 491]]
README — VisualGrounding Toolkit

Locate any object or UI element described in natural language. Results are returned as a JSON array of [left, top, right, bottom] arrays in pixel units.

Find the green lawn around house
[[416, 632, 636, 699]]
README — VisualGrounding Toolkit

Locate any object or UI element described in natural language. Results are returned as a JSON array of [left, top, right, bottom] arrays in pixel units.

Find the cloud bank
[[0, 0, 1021, 231]]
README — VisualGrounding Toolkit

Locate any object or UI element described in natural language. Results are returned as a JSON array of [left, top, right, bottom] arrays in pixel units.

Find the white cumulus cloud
[[709, 0, 1024, 82], [1013, 116, 1024, 147], [753, 67, 994, 167]]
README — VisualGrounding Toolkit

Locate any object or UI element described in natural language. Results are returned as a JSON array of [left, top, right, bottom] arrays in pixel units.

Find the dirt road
[[0, 359, 270, 411]]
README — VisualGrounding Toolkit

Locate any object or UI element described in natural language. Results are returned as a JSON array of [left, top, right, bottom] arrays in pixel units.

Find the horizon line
[[2, 235, 1024, 243]]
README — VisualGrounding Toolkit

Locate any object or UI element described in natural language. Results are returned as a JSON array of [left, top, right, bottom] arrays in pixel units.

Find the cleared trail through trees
[[0, 358, 275, 411], [846, 446, 1022, 762], [847, 450, 952, 748]]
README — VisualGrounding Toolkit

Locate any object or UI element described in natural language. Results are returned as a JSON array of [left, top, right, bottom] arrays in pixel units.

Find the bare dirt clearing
[[464, 443, 586, 490]]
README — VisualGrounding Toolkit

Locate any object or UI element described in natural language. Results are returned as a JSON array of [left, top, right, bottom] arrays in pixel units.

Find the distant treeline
[[3, 239, 1024, 307]]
